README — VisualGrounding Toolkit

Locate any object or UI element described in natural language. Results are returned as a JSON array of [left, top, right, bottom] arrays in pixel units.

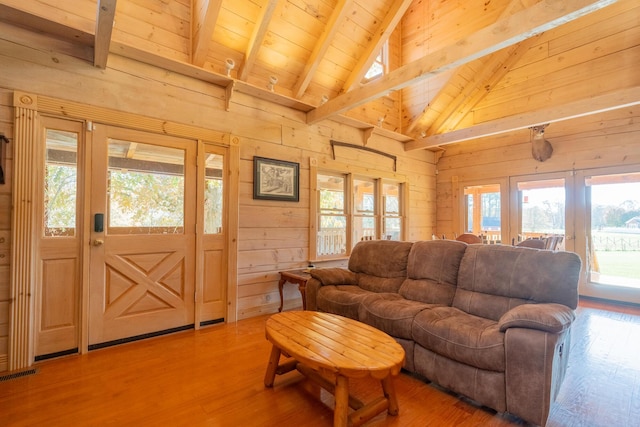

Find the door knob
[[93, 239, 104, 246]]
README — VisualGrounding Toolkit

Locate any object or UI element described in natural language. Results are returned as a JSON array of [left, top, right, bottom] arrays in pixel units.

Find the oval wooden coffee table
[[264, 311, 405, 427]]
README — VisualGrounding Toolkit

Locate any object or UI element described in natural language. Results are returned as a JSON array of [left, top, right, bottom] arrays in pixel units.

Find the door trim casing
[[8, 91, 239, 371]]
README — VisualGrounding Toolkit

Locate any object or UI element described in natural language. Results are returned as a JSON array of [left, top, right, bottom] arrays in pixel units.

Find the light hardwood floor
[[1, 298, 639, 426]]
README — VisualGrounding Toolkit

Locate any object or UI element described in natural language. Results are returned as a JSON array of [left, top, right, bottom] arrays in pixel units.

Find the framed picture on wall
[[253, 156, 300, 202]]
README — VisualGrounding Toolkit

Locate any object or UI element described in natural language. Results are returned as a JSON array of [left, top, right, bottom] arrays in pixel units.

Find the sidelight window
[[44, 129, 78, 237]]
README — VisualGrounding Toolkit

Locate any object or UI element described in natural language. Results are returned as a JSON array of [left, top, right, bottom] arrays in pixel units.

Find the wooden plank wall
[[436, 106, 640, 238], [399, 0, 508, 130], [114, 0, 191, 63], [434, 0, 640, 238], [467, 0, 640, 129], [0, 33, 435, 369], [228, 88, 434, 318]]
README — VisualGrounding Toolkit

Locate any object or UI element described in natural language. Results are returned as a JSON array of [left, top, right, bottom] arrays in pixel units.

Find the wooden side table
[[278, 269, 311, 312]]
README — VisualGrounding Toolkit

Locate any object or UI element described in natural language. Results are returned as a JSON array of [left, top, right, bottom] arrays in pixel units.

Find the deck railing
[[317, 229, 346, 256]]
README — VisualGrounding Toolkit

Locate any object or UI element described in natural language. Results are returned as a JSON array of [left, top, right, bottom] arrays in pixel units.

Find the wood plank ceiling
[[0, 0, 637, 151]]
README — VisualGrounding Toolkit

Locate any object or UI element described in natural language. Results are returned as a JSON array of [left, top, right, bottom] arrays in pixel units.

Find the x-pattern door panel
[[104, 242, 188, 318]]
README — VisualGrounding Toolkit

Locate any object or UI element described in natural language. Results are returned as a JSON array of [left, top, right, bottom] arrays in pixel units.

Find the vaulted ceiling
[[0, 0, 638, 151]]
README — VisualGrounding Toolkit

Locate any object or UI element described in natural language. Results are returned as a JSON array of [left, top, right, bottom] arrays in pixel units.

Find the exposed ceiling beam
[[406, 0, 537, 136], [94, 0, 117, 69], [307, 0, 619, 125], [238, 0, 278, 81], [191, 0, 223, 67], [292, 0, 353, 99], [340, 0, 413, 93], [425, 38, 539, 137], [404, 86, 640, 151]]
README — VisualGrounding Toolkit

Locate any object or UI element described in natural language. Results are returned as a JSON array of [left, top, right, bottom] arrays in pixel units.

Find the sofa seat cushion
[[412, 307, 505, 371], [316, 285, 374, 320], [357, 273, 405, 293], [399, 278, 457, 306], [358, 293, 439, 340]]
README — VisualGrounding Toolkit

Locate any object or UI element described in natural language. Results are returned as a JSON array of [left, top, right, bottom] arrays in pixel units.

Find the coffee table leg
[[264, 345, 281, 387], [381, 375, 399, 415], [334, 375, 349, 427]]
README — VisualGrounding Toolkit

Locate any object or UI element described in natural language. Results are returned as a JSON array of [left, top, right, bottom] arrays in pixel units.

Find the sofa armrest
[[305, 268, 357, 311], [499, 303, 575, 334], [310, 268, 357, 286]]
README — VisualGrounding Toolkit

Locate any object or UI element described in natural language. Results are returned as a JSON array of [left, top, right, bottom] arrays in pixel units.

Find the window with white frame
[[362, 42, 388, 83]]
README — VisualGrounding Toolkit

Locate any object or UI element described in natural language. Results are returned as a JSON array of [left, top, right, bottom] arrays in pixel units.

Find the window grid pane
[[204, 154, 224, 234], [382, 182, 402, 240], [318, 214, 347, 256], [107, 140, 185, 235], [44, 129, 78, 237], [354, 178, 376, 243], [318, 173, 347, 256], [588, 174, 640, 288]]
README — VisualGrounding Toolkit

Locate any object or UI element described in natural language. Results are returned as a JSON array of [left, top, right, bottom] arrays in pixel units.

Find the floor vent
[[0, 368, 37, 382]]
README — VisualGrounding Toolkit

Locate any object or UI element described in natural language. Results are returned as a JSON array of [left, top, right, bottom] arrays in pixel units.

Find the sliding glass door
[[576, 167, 640, 304]]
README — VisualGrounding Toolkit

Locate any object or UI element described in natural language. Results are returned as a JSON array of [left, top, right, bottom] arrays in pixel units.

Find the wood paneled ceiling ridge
[[307, 0, 620, 120], [0, 0, 634, 151]]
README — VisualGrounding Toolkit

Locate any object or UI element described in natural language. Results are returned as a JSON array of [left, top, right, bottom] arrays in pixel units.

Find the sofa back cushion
[[399, 240, 467, 305], [348, 240, 413, 278], [348, 240, 413, 293], [453, 245, 581, 321]]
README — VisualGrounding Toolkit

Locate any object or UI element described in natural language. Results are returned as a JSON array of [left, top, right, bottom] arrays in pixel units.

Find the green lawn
[[593, 251, 640, 278]]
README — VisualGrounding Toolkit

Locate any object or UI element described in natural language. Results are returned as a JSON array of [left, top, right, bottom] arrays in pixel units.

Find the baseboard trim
[[88, 324, 195, 351]]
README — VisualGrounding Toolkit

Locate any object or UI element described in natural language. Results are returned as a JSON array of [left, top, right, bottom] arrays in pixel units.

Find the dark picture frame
[[253, 156, 300, 202]]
